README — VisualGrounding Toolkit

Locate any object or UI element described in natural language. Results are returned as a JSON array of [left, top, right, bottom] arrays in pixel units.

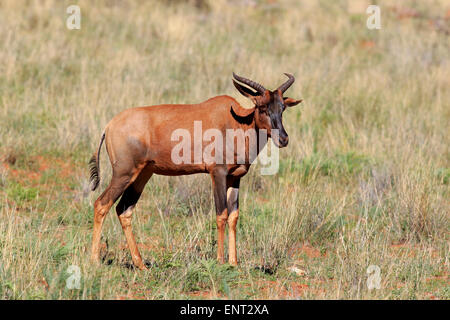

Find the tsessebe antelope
[[89, 73, 302, 269]]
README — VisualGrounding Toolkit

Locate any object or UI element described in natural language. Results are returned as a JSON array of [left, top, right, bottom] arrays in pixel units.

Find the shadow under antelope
[[89, 73, 302, 269]]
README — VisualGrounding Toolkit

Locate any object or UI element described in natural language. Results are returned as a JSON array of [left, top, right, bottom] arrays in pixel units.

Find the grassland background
[[0, 0, 448, 299]]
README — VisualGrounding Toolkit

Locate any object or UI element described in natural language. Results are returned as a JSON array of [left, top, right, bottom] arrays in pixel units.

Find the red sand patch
[[391, 7, 420, 20], [425, 274, 450, 286], [116, 284, 149, 300], [389, 242, 440, 259], [256, 280, 311, 299], [117, 293, 146, 300], [424, 292, 437, 300], [288, 243, 324, 259], [187, 290, 224, 299], [360, 40, 376, 49], [1, 154, 75, 185]]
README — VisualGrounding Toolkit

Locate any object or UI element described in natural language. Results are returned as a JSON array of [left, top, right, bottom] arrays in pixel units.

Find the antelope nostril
[[280, 136, 289, 146]]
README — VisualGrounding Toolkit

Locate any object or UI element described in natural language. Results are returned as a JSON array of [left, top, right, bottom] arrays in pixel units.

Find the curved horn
[[233, 72, 266, 94], [277, 73, 295, 93]]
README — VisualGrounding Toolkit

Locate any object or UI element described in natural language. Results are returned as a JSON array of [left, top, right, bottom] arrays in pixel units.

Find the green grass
[[5, 182, 39, 203], [0, 0, 449, 299]]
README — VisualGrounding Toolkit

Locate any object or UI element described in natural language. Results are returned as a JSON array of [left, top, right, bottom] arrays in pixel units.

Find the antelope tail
[[89, 133, 105, 191]]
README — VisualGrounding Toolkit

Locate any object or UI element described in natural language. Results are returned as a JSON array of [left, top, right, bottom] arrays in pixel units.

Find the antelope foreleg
[[212, 169, 228, 264], [227, 178, 240, 266]]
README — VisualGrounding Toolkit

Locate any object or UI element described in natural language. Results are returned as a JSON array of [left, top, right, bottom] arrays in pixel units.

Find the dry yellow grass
[[0, 0, 448, 299]]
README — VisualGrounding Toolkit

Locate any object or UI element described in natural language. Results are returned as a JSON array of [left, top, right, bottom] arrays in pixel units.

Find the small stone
[[288, 266, 306, 276]]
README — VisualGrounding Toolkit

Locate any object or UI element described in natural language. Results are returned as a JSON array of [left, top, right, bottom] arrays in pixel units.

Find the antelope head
[[232, 72, 302, 148]]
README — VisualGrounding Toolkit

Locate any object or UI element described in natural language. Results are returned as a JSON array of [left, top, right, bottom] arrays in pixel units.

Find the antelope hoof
[[229, 260, 238, 267], [136, 264, 148, 271], [133, 259, 148, 270]]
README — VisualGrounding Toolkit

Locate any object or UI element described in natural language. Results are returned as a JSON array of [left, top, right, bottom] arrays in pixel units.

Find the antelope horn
[[232, 72, 266, 94], [277, 73, 295, 93]]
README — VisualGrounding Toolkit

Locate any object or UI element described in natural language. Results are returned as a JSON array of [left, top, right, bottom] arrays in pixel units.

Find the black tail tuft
[[89, 133, 105, 191], [89, 154, 100, 191]]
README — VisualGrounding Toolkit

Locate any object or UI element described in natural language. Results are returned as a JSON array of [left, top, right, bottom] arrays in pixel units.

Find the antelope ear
[[232, 80, 259, 98], [284, 97, 302, 107], [231, 102, 255, 118]]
